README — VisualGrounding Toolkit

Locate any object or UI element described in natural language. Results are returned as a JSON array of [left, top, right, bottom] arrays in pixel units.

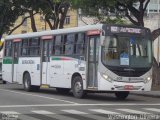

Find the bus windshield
[[102, 35, 152, 68]]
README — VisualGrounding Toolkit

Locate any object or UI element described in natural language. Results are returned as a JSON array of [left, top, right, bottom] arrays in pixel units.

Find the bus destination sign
[[111, 26, 142, 34]]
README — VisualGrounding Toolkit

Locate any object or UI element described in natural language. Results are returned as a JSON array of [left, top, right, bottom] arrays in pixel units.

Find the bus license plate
[[124, 85, 134, 90]]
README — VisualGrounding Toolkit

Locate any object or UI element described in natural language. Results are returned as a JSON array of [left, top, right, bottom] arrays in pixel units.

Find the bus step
[[40, 84, 49, 88]]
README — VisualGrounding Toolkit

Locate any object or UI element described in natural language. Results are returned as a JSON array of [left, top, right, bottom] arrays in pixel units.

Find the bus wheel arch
[[71, 73, 86, 98], [23, 71, 40, 92]]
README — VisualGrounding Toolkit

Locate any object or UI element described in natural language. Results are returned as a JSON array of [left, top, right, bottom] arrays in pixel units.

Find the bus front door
[[13, 41, 20, 82], [41, 39, 52, 85], [87, 36, 99, 88]]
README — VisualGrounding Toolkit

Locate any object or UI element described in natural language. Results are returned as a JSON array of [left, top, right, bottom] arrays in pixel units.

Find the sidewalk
[[131, 91, 160, 98]]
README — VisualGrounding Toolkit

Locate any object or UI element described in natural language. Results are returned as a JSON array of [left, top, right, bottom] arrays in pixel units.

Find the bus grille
[[112, 70, 147, 77]]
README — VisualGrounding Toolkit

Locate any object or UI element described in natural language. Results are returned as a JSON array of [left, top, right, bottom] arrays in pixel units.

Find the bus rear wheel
[[115, 91, 129, 100], [23, 73, 39, 92], [72, 76, 86, 98]]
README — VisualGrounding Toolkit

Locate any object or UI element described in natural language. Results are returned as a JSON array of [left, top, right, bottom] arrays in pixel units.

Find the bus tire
[[2, 81, 6, 84], [56, 88, 70, 94], [115, 91, 129, 100], [23, 73, 32, 92], [23, 73, 40, 92], [72, 76, 86, 98]]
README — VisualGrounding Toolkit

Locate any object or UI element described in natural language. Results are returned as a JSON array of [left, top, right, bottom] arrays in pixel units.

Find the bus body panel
[[49, 57, 64, 88], [2, 62, 13, 83], [18, 57, 41, 86], [98, 74, 152, 91], [49, 56, 86, 88], [97, 65, 152, 91]]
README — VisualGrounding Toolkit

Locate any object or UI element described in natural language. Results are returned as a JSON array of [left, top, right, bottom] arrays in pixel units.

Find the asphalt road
[[0, 83, 160, 120]]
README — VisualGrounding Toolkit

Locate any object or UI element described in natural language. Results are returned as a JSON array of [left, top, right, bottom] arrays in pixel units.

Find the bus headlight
[[144, 76, 152, 83], [102, 74, 108, 79], [101, 73, 112, 82]]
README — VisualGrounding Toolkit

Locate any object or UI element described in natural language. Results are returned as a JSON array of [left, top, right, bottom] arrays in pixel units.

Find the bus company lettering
[[52, 65, 61, 69], [111, 26, 142, 34], [22, 60, 35, 64]]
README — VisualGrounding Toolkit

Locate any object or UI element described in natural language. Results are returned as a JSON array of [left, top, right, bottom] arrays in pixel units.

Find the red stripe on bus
[[61, 58, 72, 60], [41, 35, 53, 40], [13, 39, 21, 42], [87, 30, 101, 35]]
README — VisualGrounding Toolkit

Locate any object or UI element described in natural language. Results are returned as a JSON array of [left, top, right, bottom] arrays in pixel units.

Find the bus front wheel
[[115, 91, 129, 100], [72, 76, 86, 98]]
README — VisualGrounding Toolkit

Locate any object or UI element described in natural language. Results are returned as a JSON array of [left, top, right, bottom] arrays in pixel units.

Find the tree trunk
[[46, 19, 53, 30], [59, 7, 69, 29], [29, 10, 37, 32]]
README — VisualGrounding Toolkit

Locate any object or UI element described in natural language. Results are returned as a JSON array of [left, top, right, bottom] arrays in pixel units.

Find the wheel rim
[[74, 81, 82, 94], [24, 78, 29, 89]]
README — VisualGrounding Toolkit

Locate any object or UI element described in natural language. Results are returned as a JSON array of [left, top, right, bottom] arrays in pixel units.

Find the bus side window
[[29, 37, 40, 56], [64, 34, 75, 55], [75, 33, 85, 55], [51, 37, 55, 55], [4, 40, 12, 57], [54, 35, 62, 55], [21, 38, 29, 56]]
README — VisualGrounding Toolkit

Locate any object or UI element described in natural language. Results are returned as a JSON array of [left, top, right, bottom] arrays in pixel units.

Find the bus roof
[[5, 24, 150, 40], [6, 24, 103, 40]]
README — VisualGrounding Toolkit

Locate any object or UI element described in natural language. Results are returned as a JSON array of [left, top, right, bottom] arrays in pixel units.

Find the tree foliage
[[72, 0, 119, 23], [39, 0, 70, 29], [0, 0, 24, 39]]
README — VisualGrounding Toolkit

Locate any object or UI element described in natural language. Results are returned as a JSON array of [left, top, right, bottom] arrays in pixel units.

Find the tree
[[72, 0, 119, 24], [116, 0, 149, 27], [11, 0, 41, 32], [0, 0, 24, 50], [39, 0, 70, 29]]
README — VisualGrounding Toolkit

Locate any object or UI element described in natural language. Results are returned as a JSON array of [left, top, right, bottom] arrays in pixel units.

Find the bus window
[[21, 39, 29, 56], [104, 36, 118, 61], [4, 41, 12, 57], [21, 38, 40, 56], [29, 38, 40, 56], [54, 35, 62, 55], [75, 33, 85, 55], [64, 34, 75, 55]]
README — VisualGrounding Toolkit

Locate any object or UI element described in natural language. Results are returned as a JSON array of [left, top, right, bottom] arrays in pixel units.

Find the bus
[[2, 24, 152, 99]]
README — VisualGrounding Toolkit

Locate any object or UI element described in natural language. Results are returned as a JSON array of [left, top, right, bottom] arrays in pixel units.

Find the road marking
[[0, 104, 160, 108], [62, 110, 88, 114], [90, 109, 121, 114], [32, 110, 54, 114], [117, 109, 150, 114], [0, 88, 77, 104], [143, 108, 160, 112], [0, 111, 20, 114]]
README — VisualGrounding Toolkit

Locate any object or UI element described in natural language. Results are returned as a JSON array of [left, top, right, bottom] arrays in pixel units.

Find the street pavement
[[131, 91, 160, 98], [0, 83, 160, 120]]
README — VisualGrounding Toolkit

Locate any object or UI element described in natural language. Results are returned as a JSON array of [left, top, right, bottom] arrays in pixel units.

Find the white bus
[[2, 24, 153, 99]]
